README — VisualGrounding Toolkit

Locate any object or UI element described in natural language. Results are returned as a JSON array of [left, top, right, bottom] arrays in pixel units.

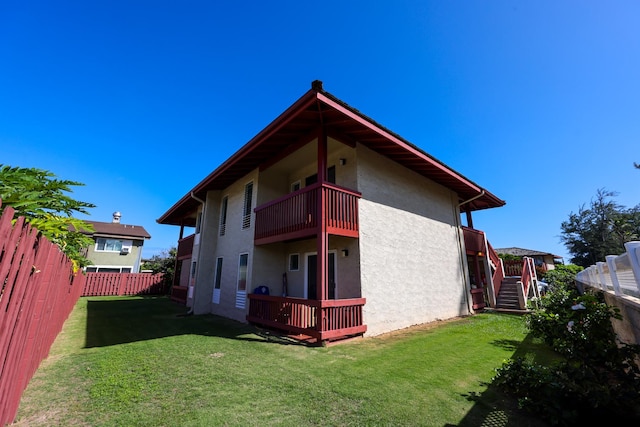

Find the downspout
[[185, 191, 206, 315], [458, 190, 485, 208]]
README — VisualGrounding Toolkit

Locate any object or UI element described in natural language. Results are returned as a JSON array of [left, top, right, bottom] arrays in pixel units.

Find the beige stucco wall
[[191, 169, 258, 322], [356, 144, 470, 336]]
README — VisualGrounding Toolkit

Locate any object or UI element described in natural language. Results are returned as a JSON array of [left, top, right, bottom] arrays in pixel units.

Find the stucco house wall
[[199, 169, 259, 323], [356, 144, 470, 336], [85, 239, 143, 269]]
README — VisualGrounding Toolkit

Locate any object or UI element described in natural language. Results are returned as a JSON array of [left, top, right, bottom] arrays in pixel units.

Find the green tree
[[0, 165, 95, 270], [141, 247, 176, 290], [141, 247, 176, 276], [560, 188, 640, 267]]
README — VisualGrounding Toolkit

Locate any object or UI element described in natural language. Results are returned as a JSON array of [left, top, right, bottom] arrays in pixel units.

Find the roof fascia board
[[316, 92, 482, 193], [192, 92, 319, 196], [158, 90, 320, 225]]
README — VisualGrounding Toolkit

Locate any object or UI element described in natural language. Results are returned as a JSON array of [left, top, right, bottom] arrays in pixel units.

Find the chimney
[[112, 211, 122, 224]]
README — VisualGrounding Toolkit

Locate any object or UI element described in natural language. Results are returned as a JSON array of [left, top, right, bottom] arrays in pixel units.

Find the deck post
[[316, 127, 328, 333]]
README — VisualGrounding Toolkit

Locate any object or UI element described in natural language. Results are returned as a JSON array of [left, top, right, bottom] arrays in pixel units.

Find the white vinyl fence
[[576, 242, 640, 299]]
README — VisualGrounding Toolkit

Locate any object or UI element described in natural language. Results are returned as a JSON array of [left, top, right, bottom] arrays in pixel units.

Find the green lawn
[[14, 296, 554, 426]]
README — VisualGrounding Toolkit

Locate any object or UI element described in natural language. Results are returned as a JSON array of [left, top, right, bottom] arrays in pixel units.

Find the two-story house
[[157, 81, 505, 344], [81, 212, 151, 273]]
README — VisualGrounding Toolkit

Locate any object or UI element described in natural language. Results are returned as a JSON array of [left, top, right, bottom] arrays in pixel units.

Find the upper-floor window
[[95, 238, 132, 253], [220, 196, 228, 236], [195, 212, 203, 234], [242, 181, 253, 229]]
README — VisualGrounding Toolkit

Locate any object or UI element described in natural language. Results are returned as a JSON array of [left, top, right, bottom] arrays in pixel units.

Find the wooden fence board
[[0, 202, 86, 425], [82, 272, 167, 297]]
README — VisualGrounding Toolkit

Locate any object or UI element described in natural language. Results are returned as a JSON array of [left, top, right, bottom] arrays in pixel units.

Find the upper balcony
[[254, 182, 361, 245]]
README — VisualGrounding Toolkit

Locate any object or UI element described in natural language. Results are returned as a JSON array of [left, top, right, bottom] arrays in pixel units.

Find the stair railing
[[486, 240, 504, 306], [517, 256, 540, 309]]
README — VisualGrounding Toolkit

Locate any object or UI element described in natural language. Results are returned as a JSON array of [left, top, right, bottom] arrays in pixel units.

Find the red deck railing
[[462, 227, 504, 305], [246, 294, 367, 342], [254, 183, 360, 245], [177, 233, 195, 259]]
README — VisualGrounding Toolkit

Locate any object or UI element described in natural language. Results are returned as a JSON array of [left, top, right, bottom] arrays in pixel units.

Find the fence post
[[117, 274, 127, 296], [624, 241, 640, 294], [605, 255, 623, 296], [596, 262, 609, 292]]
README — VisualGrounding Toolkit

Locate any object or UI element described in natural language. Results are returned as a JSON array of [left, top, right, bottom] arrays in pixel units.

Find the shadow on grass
[[446, 318, 557, 427], [84, 296, 305, 348]]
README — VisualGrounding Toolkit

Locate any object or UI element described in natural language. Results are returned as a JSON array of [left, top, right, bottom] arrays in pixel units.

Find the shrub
[[494, 279, 640, 425]]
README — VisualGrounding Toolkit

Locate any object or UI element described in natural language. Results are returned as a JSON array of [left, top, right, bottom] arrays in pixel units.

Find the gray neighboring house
[[495, 247, 564, 271], [81, 212, 151, 273]]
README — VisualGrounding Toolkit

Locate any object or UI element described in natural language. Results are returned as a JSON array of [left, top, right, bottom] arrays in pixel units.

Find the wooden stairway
[[495, 277, 523, 310]]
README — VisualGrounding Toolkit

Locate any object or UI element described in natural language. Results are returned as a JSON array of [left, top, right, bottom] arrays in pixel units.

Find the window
[[190, 261, 197, 287], [195, 212, 203, 234], [289, 253, 299, 271], [235, 254, 249, 309], [237, 253, 248, 292], [214, 258, 223, 290], [242, 182, 253, 229], [219, 196, 228, 236], [85, 266, 131, 273], [212, 257, 223, 304], [95, 238, 132, 253]]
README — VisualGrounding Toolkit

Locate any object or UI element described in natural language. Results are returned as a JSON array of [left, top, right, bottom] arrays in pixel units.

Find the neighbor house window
[[289, 253, 299, 271], [85, 266, 132, 273], [242, 182, 253, 229], [95, 238, 132, 253], [219, 196, 228, 236]]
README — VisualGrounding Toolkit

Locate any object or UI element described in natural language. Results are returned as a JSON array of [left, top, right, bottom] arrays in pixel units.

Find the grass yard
[[13, 296, 555, 426]]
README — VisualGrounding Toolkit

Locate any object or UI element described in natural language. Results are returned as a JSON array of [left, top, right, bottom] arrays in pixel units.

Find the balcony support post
[[316, 126, 328, 331]]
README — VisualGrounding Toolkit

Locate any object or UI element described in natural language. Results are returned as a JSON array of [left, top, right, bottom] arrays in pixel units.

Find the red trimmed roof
[[158, 81, 505, 226]]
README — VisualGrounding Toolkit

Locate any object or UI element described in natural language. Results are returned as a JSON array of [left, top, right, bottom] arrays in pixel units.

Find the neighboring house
[[157, 81, 505, 343], [495, 247, 564, 273], [80, 212, 151, 273]]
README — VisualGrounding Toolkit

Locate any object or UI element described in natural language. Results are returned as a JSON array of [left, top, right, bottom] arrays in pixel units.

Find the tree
[[0, 165, 95, 270], [560, 188, 640, 267], [141, 247, 176, 286]]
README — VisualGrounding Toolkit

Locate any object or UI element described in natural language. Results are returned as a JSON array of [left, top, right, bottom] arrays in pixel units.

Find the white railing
[[576, 241, 640, 298]]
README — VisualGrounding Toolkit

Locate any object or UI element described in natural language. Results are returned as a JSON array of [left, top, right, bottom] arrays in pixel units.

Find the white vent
[[235, 291, 246, 309]]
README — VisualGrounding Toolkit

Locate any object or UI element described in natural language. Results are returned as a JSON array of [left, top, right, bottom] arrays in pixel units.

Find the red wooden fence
[[0, 203, 86, 426], [82, 272, 167, 296]]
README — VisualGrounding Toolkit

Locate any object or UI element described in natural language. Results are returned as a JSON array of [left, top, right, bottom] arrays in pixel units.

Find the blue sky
[[1, 1, 639, 262]]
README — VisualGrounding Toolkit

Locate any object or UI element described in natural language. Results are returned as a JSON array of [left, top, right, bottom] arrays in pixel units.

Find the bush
[[494, 278, 640, 425]]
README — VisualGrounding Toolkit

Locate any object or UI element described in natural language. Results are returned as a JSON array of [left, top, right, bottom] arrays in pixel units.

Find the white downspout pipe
[[185, 191, 206, 315]]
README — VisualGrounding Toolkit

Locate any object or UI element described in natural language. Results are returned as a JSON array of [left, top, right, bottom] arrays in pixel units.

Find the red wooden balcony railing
[[246, 294, 367, 343], [177, 233, 195, 259], [254, 182, 360, 245]]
